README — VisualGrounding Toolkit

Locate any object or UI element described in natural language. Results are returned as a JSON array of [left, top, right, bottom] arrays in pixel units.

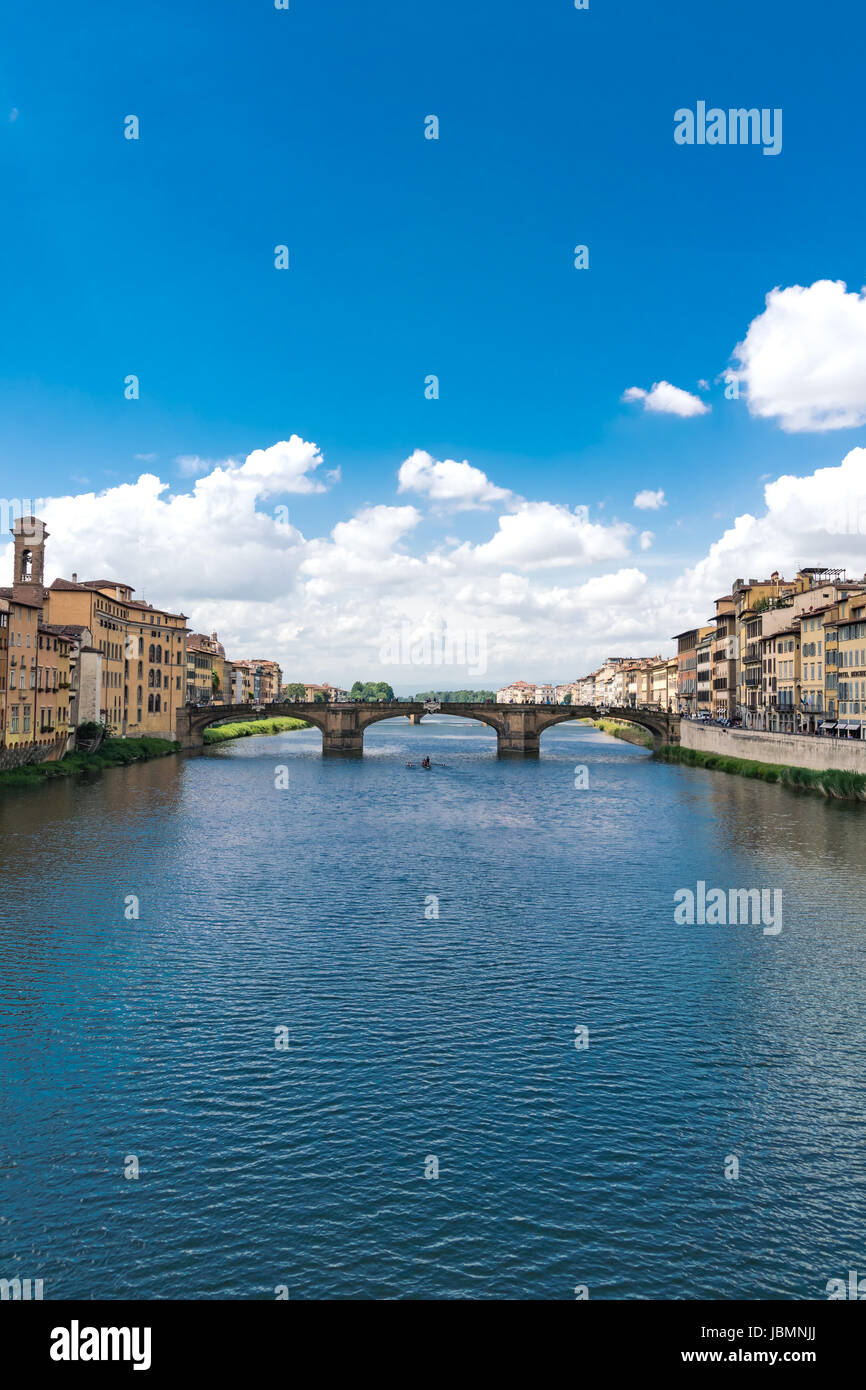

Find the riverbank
[[203, 716, 310, 745], [656, 742, 866, 801], [0, 736, 180, 790], [581, 717, 653, 749]]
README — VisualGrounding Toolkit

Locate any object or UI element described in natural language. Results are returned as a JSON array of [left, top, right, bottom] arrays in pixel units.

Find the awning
[[819, 721, 837, 730]]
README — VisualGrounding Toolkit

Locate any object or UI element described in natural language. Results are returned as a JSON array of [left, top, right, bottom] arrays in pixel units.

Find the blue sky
[[2, 0, 866, 687]]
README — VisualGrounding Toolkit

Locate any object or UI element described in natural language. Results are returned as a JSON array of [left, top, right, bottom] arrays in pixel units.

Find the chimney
[[71, 572, 77, 583]]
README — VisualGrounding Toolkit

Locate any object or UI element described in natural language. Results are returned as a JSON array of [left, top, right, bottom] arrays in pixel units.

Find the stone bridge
[[175, 701, 680, 757]]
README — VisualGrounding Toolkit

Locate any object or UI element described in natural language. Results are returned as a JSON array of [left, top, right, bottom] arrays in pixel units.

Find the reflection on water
[[1, 720, 864, 1299]]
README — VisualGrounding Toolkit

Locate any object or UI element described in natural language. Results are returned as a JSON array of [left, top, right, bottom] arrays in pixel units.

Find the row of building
[[678, 566, 866, 735], [498, 566, 866, 736], [496, 658, 678, 710], [0, 517, 282, 758]]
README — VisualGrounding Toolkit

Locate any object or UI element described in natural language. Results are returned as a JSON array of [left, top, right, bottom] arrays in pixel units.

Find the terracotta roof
[[41, 623, 89, 639], [0, 587, 42, 607], [81, 578, 135, 590]]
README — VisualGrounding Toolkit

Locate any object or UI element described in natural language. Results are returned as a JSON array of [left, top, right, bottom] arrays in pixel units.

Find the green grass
[[655, 742, 866, 801], [585, 718, 654, 749], [203, 717, 310, 744], [0, 736, 180, 789]]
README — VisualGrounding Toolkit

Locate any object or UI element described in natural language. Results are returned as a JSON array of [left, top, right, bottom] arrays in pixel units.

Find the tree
[[283, 683, 306, 700], [351, 680, 395, 701], [562, 692, 572, 705]]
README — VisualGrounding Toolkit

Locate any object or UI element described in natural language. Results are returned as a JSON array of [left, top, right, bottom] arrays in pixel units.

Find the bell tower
[[12, 515, 49, 604]]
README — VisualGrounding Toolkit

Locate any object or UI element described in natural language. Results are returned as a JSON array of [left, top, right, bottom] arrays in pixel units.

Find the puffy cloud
[[397, 449, 512, 509], [732, 280, 866, 432], [17, 438, 330, 610], [667, 447, 866, 621], [0, 438, 656, 686], [18, 437, 866, 691], [634, 489, 666, 510], [622, 381, 709, 417], [231, 436, 330, 494], [300, 505, 423, 595], [450, 502, 633, 571]]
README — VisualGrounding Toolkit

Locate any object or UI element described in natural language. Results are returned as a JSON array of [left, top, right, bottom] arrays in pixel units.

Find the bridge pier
[[496, 711, 541, 757], [174, 710, 202, 750], [321, 708, 364, 756]]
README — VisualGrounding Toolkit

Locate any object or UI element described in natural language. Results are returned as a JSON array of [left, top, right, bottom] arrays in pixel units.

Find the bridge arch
[[532, 705, 676, 748]]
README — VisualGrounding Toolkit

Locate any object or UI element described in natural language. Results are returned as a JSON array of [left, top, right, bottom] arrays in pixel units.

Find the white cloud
[[733, 279, 866, 432], [397, 449, 512, 509], [633, 489, 666, 510], [19, 438, 866, 691], [622, 381, 709, 418], [300, 505, 423, 596], [666, 446, 866, 626], [0, 438, 660, 686], [233, 436, 331, 494], [449, 501, 633, 571], [175, 454, 216, 476]]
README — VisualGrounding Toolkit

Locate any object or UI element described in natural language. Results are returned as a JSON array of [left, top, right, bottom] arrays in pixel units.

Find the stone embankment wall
[[0, 743, 58, 773], [681, 722, 866, 773]]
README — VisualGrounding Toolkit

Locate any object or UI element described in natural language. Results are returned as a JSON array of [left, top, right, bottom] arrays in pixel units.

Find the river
[[1, 718, 864, 1299]]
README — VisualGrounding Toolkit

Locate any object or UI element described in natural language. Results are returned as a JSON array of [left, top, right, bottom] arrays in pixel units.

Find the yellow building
[[2, 597, 41, 747], [0, 597, 8, 744], [650, 656, 678, 711], [825, 590, 866, 735], [46, 576, 188, 739], [36, 624, 72, 753], [710, 595, 737, 719], [186, 632, 226, 704], [771, 623, 799, 733]]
